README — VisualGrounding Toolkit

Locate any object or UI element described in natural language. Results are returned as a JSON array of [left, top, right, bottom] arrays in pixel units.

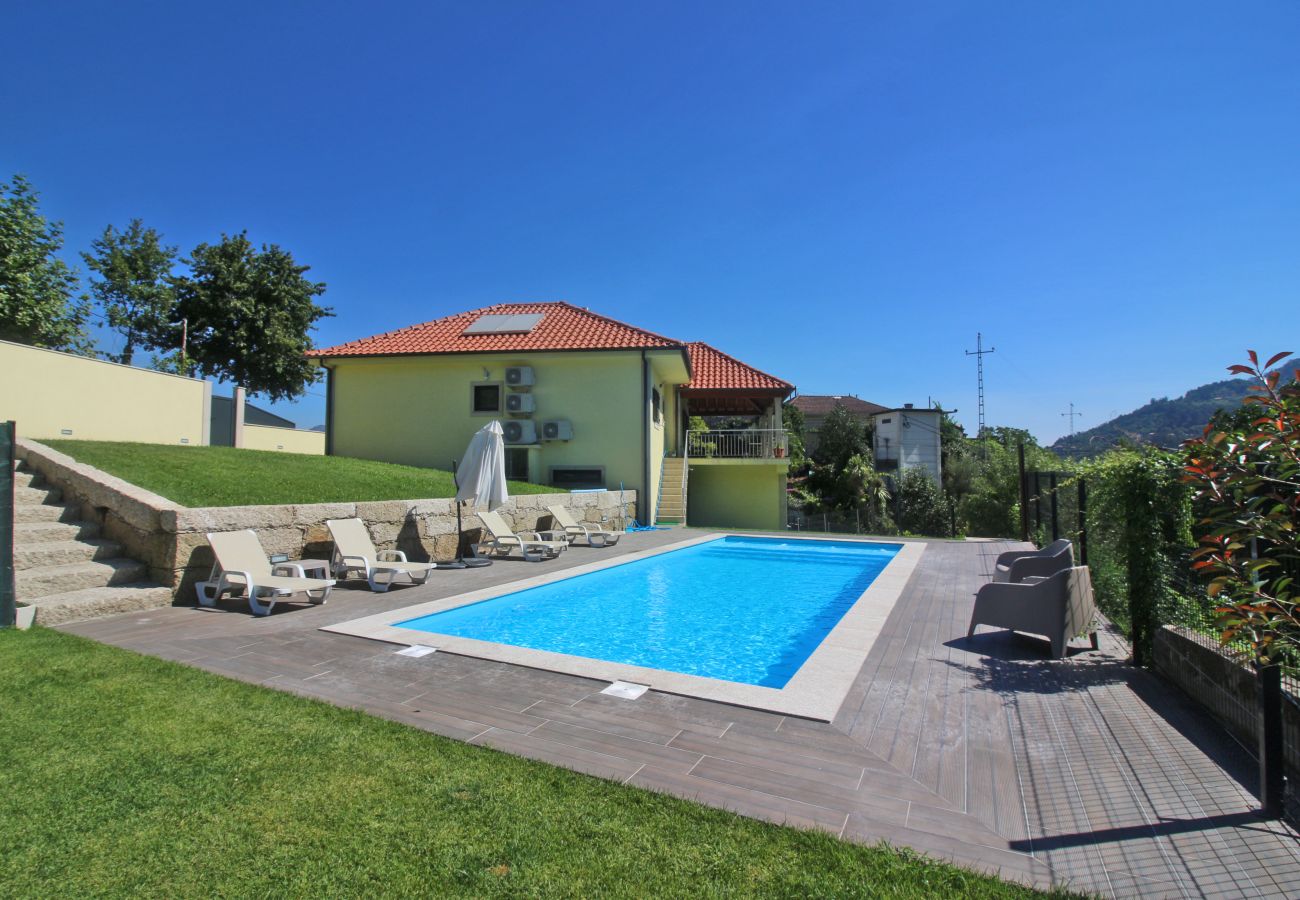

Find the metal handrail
[[686, 429, 790, 459]]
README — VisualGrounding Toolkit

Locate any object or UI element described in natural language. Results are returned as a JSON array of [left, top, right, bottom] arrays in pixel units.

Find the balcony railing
[[686, 429, 790, 460]]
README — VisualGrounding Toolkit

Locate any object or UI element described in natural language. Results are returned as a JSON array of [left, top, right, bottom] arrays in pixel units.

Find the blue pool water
[[397, 536, 900, 688]]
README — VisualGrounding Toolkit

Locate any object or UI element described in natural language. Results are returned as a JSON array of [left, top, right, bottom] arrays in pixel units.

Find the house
[[307, 302, 795, 529], [790, 394, 888, 454], [871, 405, 945, 484]]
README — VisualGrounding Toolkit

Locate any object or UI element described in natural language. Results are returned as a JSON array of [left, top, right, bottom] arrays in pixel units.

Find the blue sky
[[3, 1, 1297, 442]]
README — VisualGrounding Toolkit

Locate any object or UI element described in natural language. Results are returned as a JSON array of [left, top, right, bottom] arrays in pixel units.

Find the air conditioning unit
[[541, 419, 573, 441], [504, 366, 535, 388], [505, 393, 536, 414], [502, 420, 538, 444]]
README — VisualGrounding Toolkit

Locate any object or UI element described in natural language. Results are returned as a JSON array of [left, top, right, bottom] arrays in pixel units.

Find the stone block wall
[[17, 439, 636, 600], [1153, 625, 1300, 790]]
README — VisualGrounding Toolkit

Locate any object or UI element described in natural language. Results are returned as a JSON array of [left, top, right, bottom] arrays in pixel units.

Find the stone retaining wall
[[17, 439, 636, 599]]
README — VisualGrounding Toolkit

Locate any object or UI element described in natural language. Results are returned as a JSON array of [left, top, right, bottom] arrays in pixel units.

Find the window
[[652, 387, 662, 424], [471, 382, 501, 413], [505, 447, 530, 481], [550, 466, 605, 490]]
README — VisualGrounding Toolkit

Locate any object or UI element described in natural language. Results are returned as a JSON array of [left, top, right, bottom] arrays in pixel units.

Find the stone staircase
[[12, 461, 173, 626], [656, 456, 687, 525]]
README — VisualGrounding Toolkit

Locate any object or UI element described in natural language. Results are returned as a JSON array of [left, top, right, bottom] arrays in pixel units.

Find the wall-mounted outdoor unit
[[505, 366, 535, 388], [505, 393, 536, 414], [502, 420, 538, 444], [541, 419, 573, 441]]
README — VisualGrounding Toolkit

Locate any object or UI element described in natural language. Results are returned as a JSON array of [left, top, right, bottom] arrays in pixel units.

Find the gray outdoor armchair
[[968, 565, 1100, 659], [993, 538, 1073, 583]]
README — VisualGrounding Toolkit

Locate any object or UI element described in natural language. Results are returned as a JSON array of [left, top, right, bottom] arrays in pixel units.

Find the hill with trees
[[1052, 361, 1300, 458]]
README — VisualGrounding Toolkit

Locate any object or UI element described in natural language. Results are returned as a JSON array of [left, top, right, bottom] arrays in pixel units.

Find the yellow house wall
[[329, 351, 651, 501], [243, 424, 325, 454], [0, 339, 209, 445], [687, 463, 788, 531]]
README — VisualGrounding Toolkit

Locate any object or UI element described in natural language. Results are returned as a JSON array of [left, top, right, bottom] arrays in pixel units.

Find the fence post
[[1077, 478, 1088, 566], [1018, 443, 1029, 543], [1259, 661, 1286, 817], [1049, 472, 1059, 541], [1, 421, 15, 629]]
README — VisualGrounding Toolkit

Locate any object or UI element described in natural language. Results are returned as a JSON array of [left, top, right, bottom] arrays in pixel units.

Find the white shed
[[871, 406, 945, 485]]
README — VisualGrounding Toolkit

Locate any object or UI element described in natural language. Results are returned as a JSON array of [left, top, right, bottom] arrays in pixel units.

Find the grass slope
[[0, 629, 1062, 898], [41, 440, 553, 507]]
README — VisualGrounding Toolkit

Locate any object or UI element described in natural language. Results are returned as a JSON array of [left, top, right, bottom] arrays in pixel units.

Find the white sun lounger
[[196, 529, 334, 617], [475, 510, 567, 562], [326, 518, 436, 592], [546, 504, 623, 547]]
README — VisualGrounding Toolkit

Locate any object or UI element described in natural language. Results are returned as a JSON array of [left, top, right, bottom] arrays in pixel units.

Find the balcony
[[686, 429, 790, 461]]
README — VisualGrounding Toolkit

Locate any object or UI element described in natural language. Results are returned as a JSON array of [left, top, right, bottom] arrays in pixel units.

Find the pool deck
[[62, 531, 1300, 897]]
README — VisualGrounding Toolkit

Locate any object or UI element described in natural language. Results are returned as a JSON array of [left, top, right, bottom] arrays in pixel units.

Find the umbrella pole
[[447, 457, 490, 569]]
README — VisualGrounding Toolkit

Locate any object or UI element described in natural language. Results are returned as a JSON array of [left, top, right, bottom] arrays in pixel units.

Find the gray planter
[[14, 602, 35, 631]]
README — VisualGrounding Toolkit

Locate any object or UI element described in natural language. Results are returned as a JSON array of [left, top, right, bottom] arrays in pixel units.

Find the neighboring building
[[209, 394, 295, 447], [790, 394, 888, 455], [871, 405, 945, 485], [308, 302, 795, 529]]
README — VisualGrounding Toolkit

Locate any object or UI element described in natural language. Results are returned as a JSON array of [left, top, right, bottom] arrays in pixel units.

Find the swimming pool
[[396, 536, 901, 688]]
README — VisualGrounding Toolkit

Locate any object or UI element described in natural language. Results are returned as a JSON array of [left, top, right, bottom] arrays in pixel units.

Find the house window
[[550, 466, 605, 490], [652, 387, 662, 424], [505, 447, 529, 481], [471, 382, 502, 414]]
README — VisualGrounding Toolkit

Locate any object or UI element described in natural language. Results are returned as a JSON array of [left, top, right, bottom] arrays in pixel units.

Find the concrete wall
[[17, 438, 636, 599], [687, 462, 788, 530], [0, 339, 210, 446], [243, 424, 325, 455], [873, 409, 942, 484], [1154, 625, 1300, 794]]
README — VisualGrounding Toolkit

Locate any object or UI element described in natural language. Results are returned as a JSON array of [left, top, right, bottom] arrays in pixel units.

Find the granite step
[[14, 538, 125, 570], [14, 502, 79, 524], [15, 484, 62, 505], [14, 520, 103, 543], [16, 558, 150, 600], [26, 583, 175, 627]]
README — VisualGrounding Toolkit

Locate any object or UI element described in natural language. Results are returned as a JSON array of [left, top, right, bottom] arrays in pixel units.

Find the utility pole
[[1061, 402, 1081, 436], [965, 333, 995, 440]]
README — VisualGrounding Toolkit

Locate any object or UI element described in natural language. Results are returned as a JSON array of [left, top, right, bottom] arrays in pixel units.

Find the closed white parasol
[[448, 421, 508, 567]]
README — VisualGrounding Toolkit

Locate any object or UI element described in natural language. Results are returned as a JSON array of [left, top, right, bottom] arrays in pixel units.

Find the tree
[[1184, 351, 1300, 664], [813, 403, 871, 470], [0, 174, 91, 353], [894, 468, 955, 537], [172, 233, 332, 400], [82, 220, 178, 364], [783, 400, 808, 470]]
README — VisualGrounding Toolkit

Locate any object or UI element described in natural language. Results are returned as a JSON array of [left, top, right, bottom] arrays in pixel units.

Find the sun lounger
[[968, 565, 1100, 658], [546, 505, 623, 547], [196, 529, 334, 616], [326, 518, 436, 592], [475, 510, 567, 562], [992, 538, 1073, 583]]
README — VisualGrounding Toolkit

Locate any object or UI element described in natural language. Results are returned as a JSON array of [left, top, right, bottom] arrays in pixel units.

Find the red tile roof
[[310, 302, 794, 394], [683, 342, 794, 395], [308, 302, 680, 358], [790, 394, 888, 417]]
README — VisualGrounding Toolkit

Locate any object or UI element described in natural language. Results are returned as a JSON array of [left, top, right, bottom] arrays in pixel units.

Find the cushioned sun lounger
[[546, 504, 623, 547], [326, 517, 436, 592], [196, 529, 334, 617], [475, 510, 567, 562]]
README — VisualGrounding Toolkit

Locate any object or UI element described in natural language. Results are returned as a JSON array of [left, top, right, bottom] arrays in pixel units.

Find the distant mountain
[[1051, 361, 1300, 458]]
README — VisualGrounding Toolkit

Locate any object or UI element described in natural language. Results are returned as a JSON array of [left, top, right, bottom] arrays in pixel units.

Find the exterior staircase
[[656, 456, 687, 525], [11, 461, 173, 626]]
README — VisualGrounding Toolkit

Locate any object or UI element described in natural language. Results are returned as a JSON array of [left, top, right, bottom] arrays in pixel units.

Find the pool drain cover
[[395, 644, 438, 658], [601, 681, 649, 700]]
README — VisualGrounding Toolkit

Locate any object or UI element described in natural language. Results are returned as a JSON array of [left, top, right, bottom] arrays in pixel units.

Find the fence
[[786, 504, 893, 536]]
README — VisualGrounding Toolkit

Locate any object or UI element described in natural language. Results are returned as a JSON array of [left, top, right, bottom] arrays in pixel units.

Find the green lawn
[[0, 629, 1062, 898], [41, 440, 553, 507]]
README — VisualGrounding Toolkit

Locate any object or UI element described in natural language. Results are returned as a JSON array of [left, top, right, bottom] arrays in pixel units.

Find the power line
[[965, 332, 995, 439]]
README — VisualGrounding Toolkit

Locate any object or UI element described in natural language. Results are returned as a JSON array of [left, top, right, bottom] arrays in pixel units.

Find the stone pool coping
[[321, 532, 925, 721]]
